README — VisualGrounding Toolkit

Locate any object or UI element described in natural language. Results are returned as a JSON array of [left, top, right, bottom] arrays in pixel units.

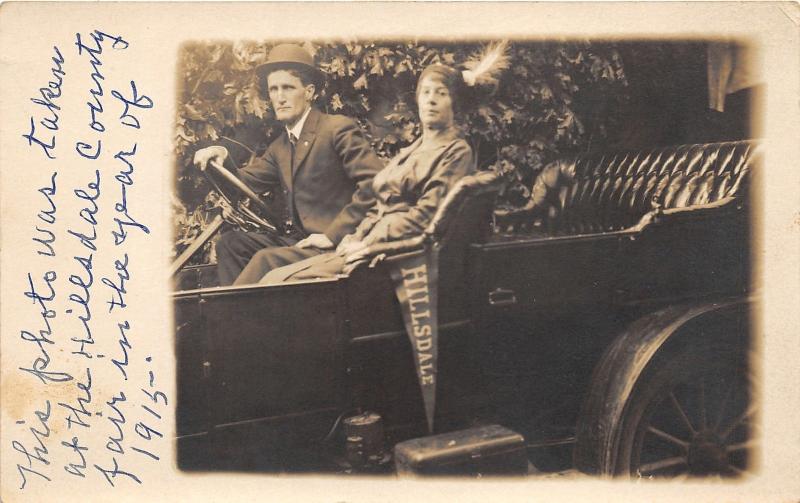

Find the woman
[[238, 45, 509, 284]]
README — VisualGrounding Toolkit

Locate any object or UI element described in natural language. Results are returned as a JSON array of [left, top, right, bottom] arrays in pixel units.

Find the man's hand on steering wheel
[[192, 145, 282, 234], [193, 146, 229, 171]]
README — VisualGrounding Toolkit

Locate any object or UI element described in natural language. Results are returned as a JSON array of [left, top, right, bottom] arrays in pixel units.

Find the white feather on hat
[[461, 40, 511, 87]]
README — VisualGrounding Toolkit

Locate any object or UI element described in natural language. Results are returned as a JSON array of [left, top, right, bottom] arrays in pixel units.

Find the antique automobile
[[172, 140, 757, 478]]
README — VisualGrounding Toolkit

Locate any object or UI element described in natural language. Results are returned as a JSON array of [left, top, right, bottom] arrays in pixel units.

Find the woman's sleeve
[[361, 141, 475, 245], [349, 203, 380, 241]]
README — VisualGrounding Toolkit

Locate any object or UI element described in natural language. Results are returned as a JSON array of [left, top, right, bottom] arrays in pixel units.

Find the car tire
[[580, 341, 754, 478]]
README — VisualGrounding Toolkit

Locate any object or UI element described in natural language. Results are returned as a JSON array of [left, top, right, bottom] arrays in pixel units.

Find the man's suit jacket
[[237, 108, 383, 244]]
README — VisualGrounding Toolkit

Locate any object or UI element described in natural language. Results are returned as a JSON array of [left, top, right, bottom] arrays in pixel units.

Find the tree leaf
[[354, 73, 368, 90], [330, 93, 344, 111]]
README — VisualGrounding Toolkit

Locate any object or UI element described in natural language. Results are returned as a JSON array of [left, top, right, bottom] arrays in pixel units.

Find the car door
[[174, 280, 348, 438]]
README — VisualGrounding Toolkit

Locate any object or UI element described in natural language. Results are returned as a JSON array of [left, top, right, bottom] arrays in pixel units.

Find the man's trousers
[[215, 229, 323, 286]]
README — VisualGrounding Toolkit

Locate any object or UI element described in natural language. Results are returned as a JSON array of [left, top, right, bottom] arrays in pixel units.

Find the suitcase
[[394, 424, 528, 476]]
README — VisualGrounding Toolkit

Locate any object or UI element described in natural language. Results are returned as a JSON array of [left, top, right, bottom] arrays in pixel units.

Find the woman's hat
[[255, 43, 325, 85], [415, 41, 510, 115]]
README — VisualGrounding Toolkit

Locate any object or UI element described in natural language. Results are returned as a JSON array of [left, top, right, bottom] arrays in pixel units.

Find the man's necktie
[[287, 132, 300, 234], [288, 132, 298, 170]]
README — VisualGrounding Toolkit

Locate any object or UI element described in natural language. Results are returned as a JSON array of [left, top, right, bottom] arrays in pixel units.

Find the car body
[[173, 140, 756, 477]]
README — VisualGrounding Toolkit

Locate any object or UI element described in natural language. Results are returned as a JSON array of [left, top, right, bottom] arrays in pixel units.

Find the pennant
[[388, 246, 440, 433]]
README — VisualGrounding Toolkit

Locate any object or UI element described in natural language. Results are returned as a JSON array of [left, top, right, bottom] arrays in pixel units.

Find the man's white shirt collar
[[286, 107, 312, 141]]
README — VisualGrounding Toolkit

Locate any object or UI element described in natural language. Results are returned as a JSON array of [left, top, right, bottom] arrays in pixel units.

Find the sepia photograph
[[2, 3, 798, 502], [170, 37, 759, 478]]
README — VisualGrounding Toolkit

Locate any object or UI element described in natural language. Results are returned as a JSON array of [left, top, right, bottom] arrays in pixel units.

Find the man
[[193, 44, 383, 285]]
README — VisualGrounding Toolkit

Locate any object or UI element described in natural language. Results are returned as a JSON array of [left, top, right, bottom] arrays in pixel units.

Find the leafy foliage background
[[173, 39, 630, 261]]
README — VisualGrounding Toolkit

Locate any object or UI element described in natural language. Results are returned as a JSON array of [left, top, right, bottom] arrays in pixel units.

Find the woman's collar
[[420, 126, 461, 146], [418, 126, 461, 149]]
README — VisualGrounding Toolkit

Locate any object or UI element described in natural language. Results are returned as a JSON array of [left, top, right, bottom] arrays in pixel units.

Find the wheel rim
[[631, 365, 753, 478]]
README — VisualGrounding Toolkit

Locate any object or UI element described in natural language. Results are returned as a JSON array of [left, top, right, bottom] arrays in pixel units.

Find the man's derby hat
[[255, 43, 325, 86]]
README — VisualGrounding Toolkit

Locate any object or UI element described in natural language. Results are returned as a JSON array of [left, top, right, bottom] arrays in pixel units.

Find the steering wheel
[[204, 159, 285, 234]]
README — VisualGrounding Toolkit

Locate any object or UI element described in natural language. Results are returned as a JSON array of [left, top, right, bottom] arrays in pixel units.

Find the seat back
[[363, 170, 505, 259], [500, 141, 756, 236], [427, 170, 505, 249]]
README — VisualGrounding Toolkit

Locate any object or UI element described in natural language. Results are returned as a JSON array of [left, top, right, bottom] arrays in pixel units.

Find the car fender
[[573, 297, 751, 474]]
